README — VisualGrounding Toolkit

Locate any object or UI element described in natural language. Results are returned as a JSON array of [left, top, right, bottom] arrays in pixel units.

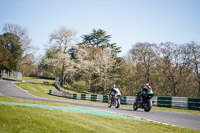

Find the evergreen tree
[[0, 33, 22, 70], [81, 29, 121, 54]]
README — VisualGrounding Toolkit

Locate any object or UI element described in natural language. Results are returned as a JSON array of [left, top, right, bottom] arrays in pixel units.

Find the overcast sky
[[0, 0, 200, 57]]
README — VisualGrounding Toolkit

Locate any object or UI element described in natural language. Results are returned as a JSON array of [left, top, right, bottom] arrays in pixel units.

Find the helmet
[[112, 84, 116, 88], [144, 83, 150, 88]]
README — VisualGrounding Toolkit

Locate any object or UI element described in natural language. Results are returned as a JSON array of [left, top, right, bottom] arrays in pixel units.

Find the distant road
[[0, 80, 200, 131]]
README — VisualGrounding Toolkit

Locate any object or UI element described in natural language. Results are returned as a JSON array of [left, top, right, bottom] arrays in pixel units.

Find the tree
[[2, 23, 35, 73], [80, 29, 121, 93], [157, 42, 191, 96], [0, 45, 14, 71], [19, 54, 37, 76], [117, 56, 138, 95], [0, 33, 22, 70], [185, 42, 200, 97], [3, 23, 32, 55], [48, 26, 77, 86], [81, 29, 121, 54], [91, 48, 116, 93], [130, 42, 157, 83]]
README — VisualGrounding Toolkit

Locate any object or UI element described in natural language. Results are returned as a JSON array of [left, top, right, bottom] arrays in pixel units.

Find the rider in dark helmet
[[137, 83, 152, 104]]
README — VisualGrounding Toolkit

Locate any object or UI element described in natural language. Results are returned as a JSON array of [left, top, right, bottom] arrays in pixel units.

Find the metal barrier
[[158, 97, 172, 108], [48, 90, 200, 111], [188, 98, 200, 110], [1, 70, 22, 80]]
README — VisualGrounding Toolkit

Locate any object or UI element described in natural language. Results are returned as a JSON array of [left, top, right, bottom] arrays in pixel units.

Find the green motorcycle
[[133, 88, 154, 112]]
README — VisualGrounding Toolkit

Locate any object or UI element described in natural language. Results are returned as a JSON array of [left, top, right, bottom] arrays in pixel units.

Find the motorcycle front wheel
[[144, 100, 152, 112], [108, 99, 112, 108], [133, 102, 138, 111], [115, 99, 120, 108]]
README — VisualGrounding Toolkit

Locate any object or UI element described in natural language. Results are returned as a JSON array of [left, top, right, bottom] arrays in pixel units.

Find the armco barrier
[[158, 97, 172, 108], [103, 95, 108, 103], [126, 96, 135, 105], [62, 92, 72, 98], [48, 90, 200, 111], [172, 97, 188, 109], [73, 94, 77, 99], [91, 94, 97, 101], [97, 95, 103, 102], [121, 96, 127, 105], [86, 94, 91, 101], [188, 98, 200, 110], [81, 94, 86, 100]]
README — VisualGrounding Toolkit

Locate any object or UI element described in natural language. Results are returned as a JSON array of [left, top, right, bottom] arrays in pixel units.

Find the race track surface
[[0, 80, 200, 130]]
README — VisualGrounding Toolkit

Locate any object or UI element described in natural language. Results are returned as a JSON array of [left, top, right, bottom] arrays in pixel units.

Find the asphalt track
[[0, 80, 200, 131]]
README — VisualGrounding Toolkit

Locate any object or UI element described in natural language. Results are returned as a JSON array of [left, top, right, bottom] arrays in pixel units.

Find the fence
[[1, 70, 22, 80], [48, 89, 200, 111]]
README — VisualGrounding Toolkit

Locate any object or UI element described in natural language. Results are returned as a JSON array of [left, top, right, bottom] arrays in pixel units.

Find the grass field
[[0, 96, 199, 133]]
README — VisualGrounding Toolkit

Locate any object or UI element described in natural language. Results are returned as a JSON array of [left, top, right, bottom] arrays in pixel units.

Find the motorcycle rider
[[137, 83, 152, 104], [108, 84, 121, 102]]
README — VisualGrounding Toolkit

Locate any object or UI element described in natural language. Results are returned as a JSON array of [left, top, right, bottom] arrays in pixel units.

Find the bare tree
[[49, 26, 77, 53], [157, 42, 191, 96], [130, 42, 157, 83], [186, 42, 200, 97]]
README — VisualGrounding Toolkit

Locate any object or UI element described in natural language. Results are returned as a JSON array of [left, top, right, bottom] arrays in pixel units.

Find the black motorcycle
[[133, 88, 154, 112]]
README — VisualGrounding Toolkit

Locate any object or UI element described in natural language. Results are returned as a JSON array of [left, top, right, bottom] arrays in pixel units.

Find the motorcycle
[[108, 88, 121, 108], [133, 87, 154, 112]]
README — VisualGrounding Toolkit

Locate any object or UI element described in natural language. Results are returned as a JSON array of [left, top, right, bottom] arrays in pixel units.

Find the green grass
[[0, 95, 72, 107], [13, 82, 103, 105], [14, 82, 58, 98], [22, 76, 55, 82], [0, 96, 199, 133], [14, 82, 200, 115]]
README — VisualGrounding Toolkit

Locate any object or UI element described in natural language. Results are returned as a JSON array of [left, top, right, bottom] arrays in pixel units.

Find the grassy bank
[[0, 96, 199, 133]]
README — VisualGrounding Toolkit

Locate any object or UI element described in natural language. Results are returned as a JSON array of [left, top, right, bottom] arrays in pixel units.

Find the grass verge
[[13, 82, 105, 104], [0, 95, 72, 107]]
